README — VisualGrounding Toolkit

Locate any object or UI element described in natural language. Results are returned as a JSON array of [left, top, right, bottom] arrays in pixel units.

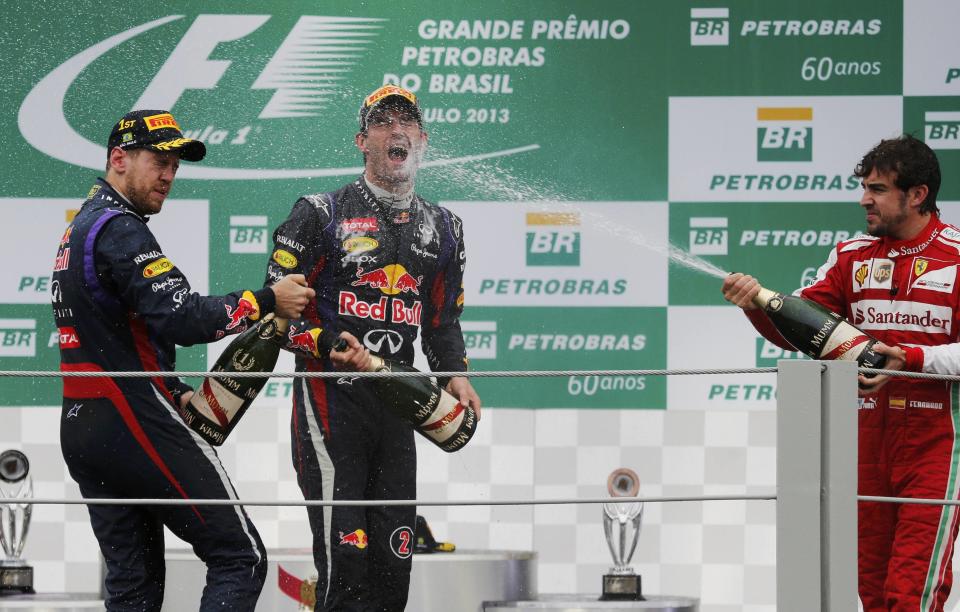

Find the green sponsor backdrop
[[676, 2, 901, 95], [904, 96, 960, 200], [668, 202, 870, 305], [4, 0, 954, 408], [1, 0, 664, 202], [755, 337, 807, 367], [462, 307, 666, 408], [0, 305, 207, 405]]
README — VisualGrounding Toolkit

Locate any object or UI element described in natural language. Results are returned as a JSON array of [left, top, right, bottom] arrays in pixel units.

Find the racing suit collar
[[96, 178, 148, 223], [882, 214, 940, 259], [361, 174, 413, 209]]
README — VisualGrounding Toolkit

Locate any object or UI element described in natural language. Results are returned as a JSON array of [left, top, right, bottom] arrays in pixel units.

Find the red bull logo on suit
[[351, 264, 422, 296], [339, 529, 368, 549]]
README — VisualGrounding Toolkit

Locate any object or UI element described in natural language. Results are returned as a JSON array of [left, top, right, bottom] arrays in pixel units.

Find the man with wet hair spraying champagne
[[723, 134, 960, 610], [265, 85, 481, 611]]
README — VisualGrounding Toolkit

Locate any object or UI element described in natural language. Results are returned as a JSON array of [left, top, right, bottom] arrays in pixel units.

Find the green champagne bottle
[[752, 286, 886, 371], [358, 354, 478, 453], [178, 314, 288, 446]]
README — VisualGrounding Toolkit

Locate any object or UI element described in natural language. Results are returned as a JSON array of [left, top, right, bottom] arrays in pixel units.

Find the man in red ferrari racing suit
[[723, 135, 960, 610]]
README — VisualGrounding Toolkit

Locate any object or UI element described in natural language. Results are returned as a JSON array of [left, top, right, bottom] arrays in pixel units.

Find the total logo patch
[[342, 217, 378, 233], [58, 326, 80, 349], [908, 257, 956, 294], [390, 526, 413, 559]]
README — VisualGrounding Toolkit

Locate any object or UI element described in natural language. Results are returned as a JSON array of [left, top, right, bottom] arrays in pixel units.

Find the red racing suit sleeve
[[744, 242, 849, 351], [97, 214, 275, 347]]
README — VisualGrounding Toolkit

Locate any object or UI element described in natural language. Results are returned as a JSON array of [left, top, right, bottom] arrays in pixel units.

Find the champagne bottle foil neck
[[753, 286, 780, 310], [368, 355, 388, 372], [272, 316, 290, 334]]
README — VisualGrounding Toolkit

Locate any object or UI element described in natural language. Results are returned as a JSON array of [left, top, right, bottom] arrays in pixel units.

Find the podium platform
[[162, 547, 537, 611], [483, 594, 699, 611]]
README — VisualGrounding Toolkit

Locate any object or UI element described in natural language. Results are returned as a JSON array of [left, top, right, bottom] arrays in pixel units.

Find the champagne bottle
[[355, 353, 478, 453], [177, 314, 288, 446], [752, 286, 886, 371]]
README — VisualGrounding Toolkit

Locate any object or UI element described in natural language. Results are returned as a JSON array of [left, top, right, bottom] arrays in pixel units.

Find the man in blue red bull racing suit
[[265, 86, 482, 611], [52, 110, 313, 610]]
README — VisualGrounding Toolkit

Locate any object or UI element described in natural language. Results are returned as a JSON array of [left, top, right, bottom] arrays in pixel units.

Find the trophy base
[[0, 564, 34, 594], [600, 574, 643, 601]]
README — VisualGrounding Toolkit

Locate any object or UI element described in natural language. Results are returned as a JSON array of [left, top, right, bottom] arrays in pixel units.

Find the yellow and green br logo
[[525, 212, 580, 267], [756, 107, 812, 162]]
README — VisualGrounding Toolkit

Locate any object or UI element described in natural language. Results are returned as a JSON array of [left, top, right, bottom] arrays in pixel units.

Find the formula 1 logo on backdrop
[[19, 15, 538, 180]]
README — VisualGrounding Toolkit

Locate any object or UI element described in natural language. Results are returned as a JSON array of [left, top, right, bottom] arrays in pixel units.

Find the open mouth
[[388, 145, 408, 162]]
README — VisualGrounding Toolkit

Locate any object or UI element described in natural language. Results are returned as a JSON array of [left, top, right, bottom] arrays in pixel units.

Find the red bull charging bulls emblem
[[352, 264, 422, 296], [287, 327, 322, 357], [225, 292, 259, 331], [339, 529, 368, 549]]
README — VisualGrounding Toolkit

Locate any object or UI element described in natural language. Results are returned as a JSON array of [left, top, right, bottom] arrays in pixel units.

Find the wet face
[[860, 169, 910, 238], [356, 105, 427, 192], [110, 148, 179, 215]]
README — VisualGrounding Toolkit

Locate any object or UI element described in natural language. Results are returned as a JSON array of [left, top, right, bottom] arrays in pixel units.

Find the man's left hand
[[858, 342, 906, 395], [446, 376, 482, 420]]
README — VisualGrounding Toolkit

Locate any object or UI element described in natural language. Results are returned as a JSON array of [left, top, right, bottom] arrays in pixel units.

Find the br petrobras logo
[[924, 111, 960, 150], [755, 338, 806, 367], [690, 8, 728, 46], [19, 14, 539, 180], [756, 107, 812, 162], [688, 217, 728, 255], [525, 212, 580, 266], [0, 319, 37, 357], [229, 216, 269, 254], [668, 96, 899, 202], [690, 7, 880, 48], [462, 321, 497, 360]]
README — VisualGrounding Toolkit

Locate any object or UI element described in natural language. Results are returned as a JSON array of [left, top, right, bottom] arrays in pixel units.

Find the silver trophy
[[0, 450, 34, 593], [600, 468, 643, 601]]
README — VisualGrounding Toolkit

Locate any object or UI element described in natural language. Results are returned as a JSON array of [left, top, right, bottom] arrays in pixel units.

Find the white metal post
[[776, 360, 857, 611]]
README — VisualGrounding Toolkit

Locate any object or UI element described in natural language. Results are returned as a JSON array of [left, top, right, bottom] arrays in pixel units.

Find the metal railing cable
[[0, 367, 777, 379], [858, 496, 960, 506], [7, 363, 960, 510], [4, 493, 777, 508], [857, 367, 960, 383]]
